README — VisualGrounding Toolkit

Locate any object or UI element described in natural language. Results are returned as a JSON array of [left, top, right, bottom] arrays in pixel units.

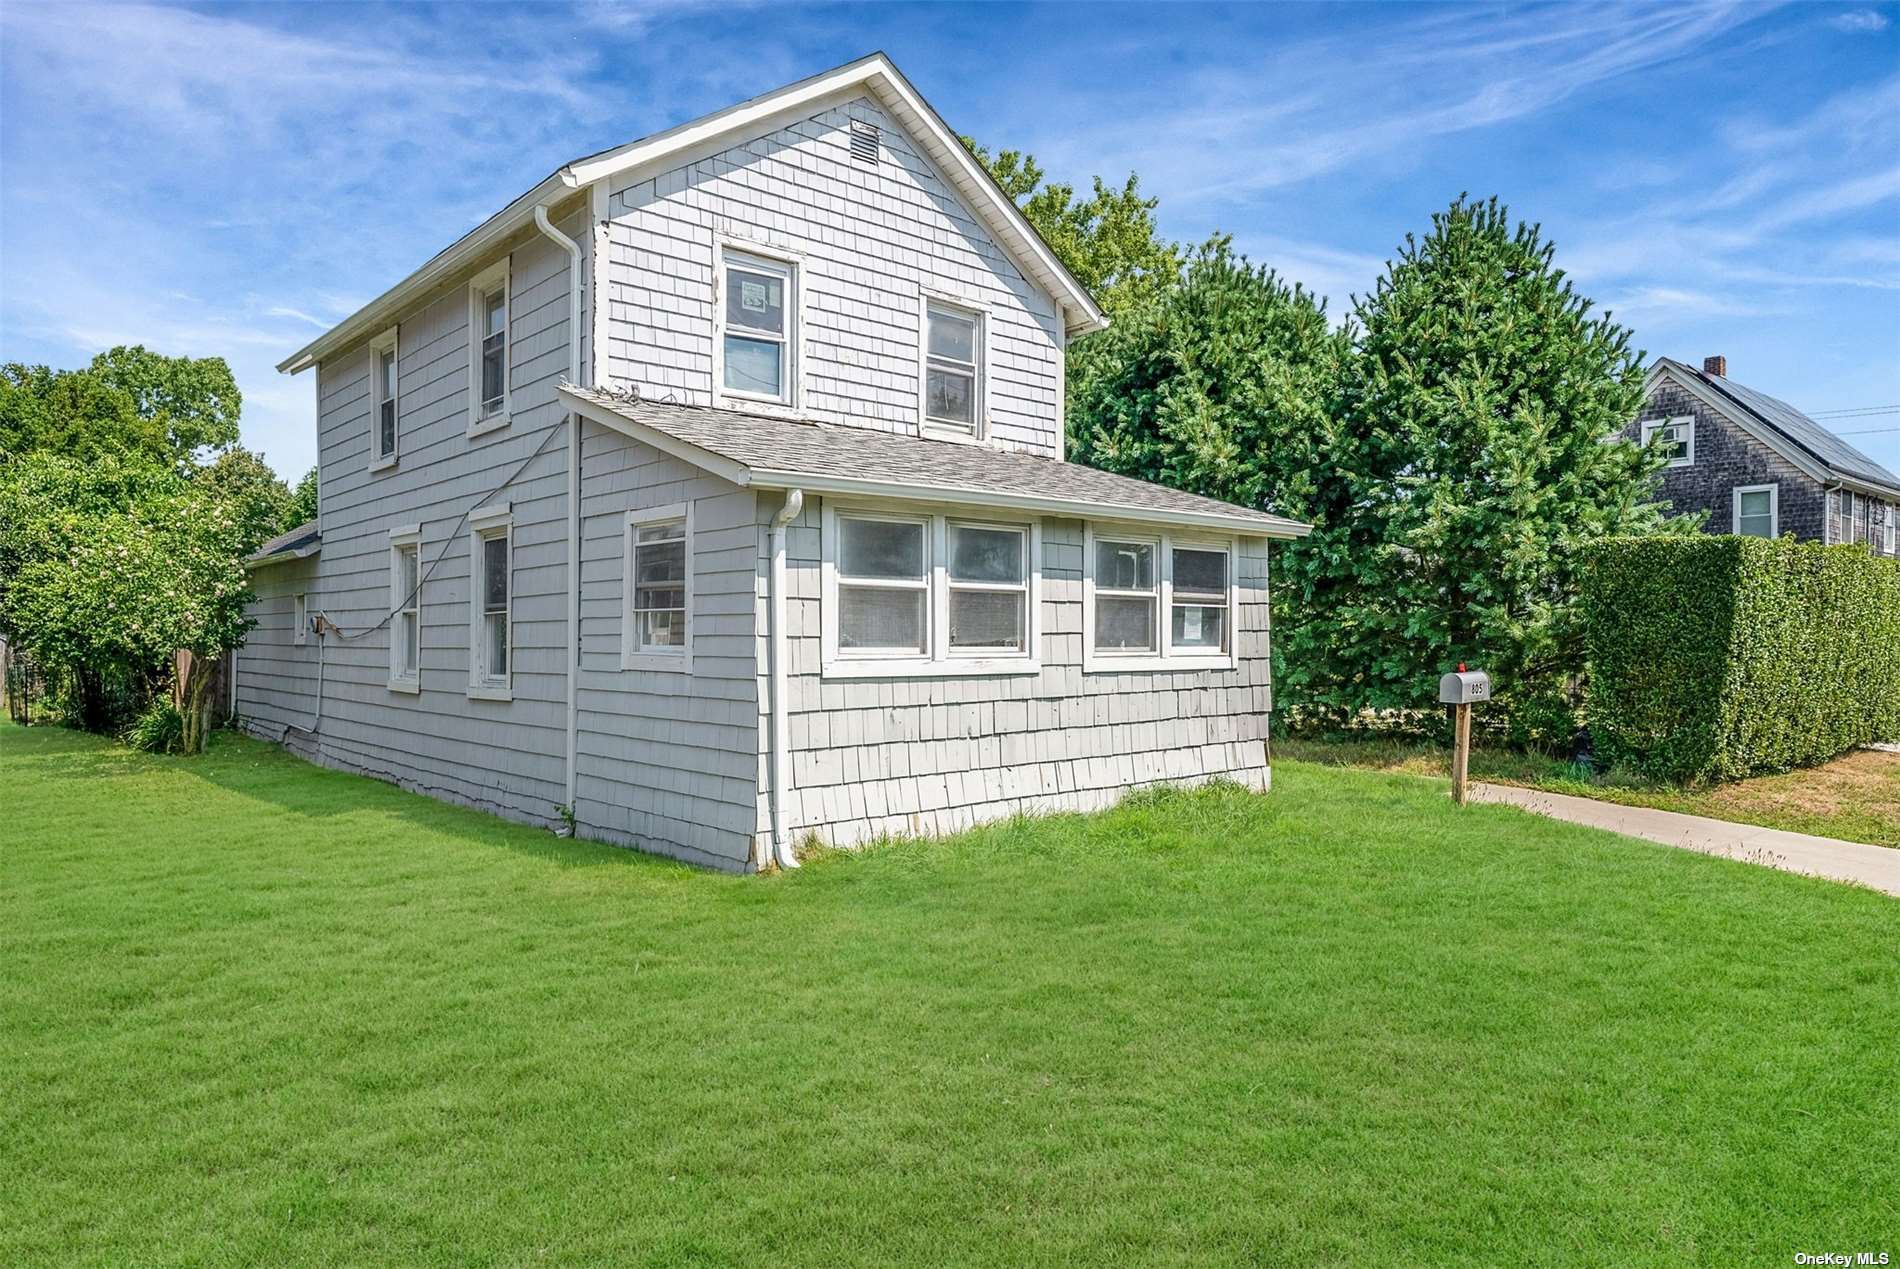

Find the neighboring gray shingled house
[[1629, 356, 1900, 555], [235, 54, 1308, 872]]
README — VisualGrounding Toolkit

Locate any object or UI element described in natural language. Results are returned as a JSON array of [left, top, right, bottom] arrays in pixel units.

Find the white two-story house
[[237, 53, 1309, 871]]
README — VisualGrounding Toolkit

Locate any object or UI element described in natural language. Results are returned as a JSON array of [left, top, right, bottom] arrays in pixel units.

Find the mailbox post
[[1439, 668, 1491, 805]]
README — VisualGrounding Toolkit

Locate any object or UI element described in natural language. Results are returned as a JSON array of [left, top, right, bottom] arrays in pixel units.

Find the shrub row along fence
[[1583, 535, 1900, 783]]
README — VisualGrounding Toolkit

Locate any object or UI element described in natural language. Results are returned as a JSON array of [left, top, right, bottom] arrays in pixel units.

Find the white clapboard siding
[[748, 497, 1274, 854], [603, 96, 1064, 457]]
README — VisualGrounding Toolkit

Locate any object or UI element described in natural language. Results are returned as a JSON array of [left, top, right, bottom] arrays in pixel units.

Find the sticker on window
[[1183, 607, 1203, 640], [741, 280, 769, 312]]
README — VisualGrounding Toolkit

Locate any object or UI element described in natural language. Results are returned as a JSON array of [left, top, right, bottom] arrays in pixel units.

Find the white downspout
[[533, 202, 584, 826], [768, 489, 805, 869]]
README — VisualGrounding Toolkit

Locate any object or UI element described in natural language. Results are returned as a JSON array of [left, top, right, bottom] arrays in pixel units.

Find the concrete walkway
[[1469, 783, 1900, 897]]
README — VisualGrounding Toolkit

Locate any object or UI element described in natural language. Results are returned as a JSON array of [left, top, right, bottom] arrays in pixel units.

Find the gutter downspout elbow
[[768, 489, 805, 870], [533, 202, 585, 830]]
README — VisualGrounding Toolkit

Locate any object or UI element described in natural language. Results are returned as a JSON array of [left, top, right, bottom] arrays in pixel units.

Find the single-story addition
[[1631, 356, 1900, 554], [234, 53, 1309, 872]]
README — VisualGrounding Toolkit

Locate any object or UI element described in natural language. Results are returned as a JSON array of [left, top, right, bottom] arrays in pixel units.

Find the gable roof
[[559, 385, 1310, 538], [277, 53, 1105, 376], [1650, 358, 1900, 498], [246, 520, 320, 570]]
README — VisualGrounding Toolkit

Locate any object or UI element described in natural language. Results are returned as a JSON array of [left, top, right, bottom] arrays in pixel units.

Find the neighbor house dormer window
[[1641, 415, 1694, 468], [370, 327, 399, 470], [922, 300, 983, 438], [717, 248, 795, 407], [468, 260, 510, 434]]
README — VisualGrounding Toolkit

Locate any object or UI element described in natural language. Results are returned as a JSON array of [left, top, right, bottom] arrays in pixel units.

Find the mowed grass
[[1278, 733, 1900, 848], [4, 723, 1896, 1267]]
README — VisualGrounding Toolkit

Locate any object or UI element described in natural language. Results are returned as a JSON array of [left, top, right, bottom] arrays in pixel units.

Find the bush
[[1583, 535, 1900, 782], [124, 699, 184, 755]]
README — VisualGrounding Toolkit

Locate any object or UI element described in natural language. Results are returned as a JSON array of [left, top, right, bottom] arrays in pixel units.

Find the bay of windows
[[1085, 527, 1236, 670]]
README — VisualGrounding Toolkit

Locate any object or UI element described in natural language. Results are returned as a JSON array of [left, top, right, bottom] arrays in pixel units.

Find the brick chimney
[[1703, 355, 1727, 378]]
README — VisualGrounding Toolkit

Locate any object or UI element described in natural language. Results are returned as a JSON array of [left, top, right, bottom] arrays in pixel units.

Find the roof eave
[[244, 543, 320, 571]]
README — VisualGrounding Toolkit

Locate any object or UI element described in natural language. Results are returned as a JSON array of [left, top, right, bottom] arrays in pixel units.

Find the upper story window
[[820, 504, 1041, 678], [468, 260, 510, 435], [1640, 415, 1694, 468], [719, 248, 795, 407], [1732, 485, 1778, 539], [623, 503, 694, 673], [387, 526, 422, 693], [370, 327, 399, 469], [467, 506, 512, 700], [923, 301, 983, 437], [1083, 525, 1239, 672]]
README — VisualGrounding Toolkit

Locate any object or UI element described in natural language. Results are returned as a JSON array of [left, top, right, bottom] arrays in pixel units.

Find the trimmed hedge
[[1583, 535, 1900, 783]]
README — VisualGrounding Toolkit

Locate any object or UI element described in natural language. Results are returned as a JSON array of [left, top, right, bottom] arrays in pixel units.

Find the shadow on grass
[[3, 720, 695, 877]]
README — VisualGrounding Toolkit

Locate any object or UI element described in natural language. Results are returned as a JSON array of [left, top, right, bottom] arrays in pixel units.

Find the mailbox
[[1439, 670, 1491, 705]]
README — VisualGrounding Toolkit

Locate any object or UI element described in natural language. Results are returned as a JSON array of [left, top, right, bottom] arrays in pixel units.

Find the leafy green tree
[[963, 140, 1181, 319], [199, 446, 295, 552], [288, 467, 319, 528], [1, 347, 241, 468], [1281, 195, 1676, 742], [0, 452, 253, 747], [88, 345, 241, 462], [1070, 236, 1347, 524]]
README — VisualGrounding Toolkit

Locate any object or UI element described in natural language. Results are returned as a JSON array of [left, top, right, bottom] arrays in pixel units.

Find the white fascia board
[[559, 388, 757, 487], [745, 467, 1309, 538], [244, 544, 320, 571], [275, 169, 581, 374]]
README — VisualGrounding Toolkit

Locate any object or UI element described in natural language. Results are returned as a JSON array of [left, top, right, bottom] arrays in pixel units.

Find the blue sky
[[3, 1, 1897, 482]]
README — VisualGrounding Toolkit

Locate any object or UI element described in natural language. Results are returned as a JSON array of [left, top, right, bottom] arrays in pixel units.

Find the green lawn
[[1278, 733, 1900, 848], [4, 723, 1896, 1266]]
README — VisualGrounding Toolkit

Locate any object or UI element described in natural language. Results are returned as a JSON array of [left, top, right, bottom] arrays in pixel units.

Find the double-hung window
[[1886, 510, 1897, 556], [821, 506, 1040, 676], [468, 506, 511, 699], [1732, 484, 1778, 539], [388, 526, 422, 693], [624, 503, 693, 671], [468, 260, 510, 433], [1640, 416, 1694, 468], [1084, 525, 1239, 671], [922, 301, 982, 437], [718, 248, 795, 406], [370, 327, 399, 468]]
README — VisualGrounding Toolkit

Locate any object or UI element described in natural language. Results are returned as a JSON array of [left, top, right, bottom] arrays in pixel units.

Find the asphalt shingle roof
[[561, 385, 1310, 536], [247, 520, 320, 564], [1659, 358, 1900, 494]]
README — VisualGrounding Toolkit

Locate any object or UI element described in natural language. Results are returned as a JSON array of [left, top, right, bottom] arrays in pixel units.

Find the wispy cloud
[[1829, 9, 1891, 32]]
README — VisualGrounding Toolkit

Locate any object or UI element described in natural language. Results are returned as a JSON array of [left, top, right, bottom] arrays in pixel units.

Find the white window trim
[[622, 501, 694, 673], [467, 504, 513, 700], [1641, 415, 1695, 469], [467, 259, 511, 437], [1732, 483, 1779, 539], [368, 326, 400, 472], [387, 524, 422, 694], [819, 502, 1042, 679], [1082, 522, 1241, 673], [1886, 508, 1897, 556], [918, 292, 990, 443], [712, 239, 803, 415], [293, 592, 308, 646]]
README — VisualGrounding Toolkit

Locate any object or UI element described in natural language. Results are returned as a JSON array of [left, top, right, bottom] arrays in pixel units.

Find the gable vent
[[849, 120, 880, 166]]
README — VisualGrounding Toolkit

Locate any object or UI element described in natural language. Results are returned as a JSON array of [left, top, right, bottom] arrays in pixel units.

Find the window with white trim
[[468, 509, 511, 697], [1641, 415, 1694, 468], [624, 503, 693, 671], [821, 505, 1040, 677], [388, 527, 421, 692], [1886, 508, 1897, 556], [923, 301, 982, 437], [1084, 524, 1240, 671], [719, 249, 794, 406], [293, 593, 308, 646], [1733, 484, 1778, 539], [370, 328, 399, 467], [468, 261, 509, 432]]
